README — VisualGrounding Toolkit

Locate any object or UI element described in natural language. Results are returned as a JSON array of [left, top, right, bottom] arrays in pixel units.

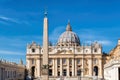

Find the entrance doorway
[[49, 69, 52, 76], [31, 66, 35, 78], [94, 66, 98, 76]]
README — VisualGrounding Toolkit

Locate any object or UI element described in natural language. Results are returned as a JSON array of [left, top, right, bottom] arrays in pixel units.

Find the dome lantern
[[66, 22, 72, 31]]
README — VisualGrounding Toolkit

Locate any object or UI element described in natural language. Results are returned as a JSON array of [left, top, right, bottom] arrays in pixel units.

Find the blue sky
[[0, 0, 120, 64]]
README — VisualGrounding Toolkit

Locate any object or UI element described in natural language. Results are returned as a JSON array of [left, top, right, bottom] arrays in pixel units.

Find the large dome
[[57, 22, 80, 46]]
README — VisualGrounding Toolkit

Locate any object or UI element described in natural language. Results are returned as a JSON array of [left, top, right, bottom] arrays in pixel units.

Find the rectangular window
[[57, 59, 60, 65], [49, 59, 52, 64], [32, 59, 34, 64], [77, 70, 81, 76], [69, 59, 72, 65], [77, 59, 80, 64], [62, 58, 66, 64]]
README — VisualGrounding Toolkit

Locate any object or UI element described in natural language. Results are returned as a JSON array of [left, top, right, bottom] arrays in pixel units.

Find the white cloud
[[76, 29, 113, 46], [85, 40, 112, 46], [97, 40, 112, 46], [0, 16, 20, 24], [0, 15, 30, 25]]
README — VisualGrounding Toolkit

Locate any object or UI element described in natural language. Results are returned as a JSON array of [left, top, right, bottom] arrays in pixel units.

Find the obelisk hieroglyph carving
[[42, 10, 49, 80]]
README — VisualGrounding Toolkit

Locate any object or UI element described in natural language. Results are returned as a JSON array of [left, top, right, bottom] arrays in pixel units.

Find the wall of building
[[104, 40, 120, 80], [0, 59, 25, 80]]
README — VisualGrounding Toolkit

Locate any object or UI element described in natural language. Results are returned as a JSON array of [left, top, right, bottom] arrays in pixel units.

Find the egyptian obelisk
[[42, 10, 49, 80]]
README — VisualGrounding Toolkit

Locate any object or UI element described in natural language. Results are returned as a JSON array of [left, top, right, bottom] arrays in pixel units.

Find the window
[[94, 48, 97, 52], [58, 50, 60, 52], [49, 48, 52, 52], [49, 69, 52, 76], [93, 59, 97, 64], [77, 59, 80, 64], [57, 59, 60, 65], [78, 48, 81, 52], [70, 72, 72, 76], [86, 50, 88, 53], [66, 44, 68, 46], [62, 58, 66, 64], [63, 69, 67, 76], [58, 71, 60, 76], [32, 59, 34, 64], [77, 69, 81, 76], [69, 59, 72, 65], [32, 48, 35, 53], [49, 59, 52, 64]]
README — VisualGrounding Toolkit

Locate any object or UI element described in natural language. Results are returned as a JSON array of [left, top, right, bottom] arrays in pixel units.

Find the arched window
[[94, 66, 98, 76], [94, 48, 97, 52], [32, 48, 35, 53]]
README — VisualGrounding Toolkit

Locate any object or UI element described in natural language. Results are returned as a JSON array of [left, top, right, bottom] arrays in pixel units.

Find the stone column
[[99, 59, 102, 78], [52, 59, 55, 76], [82, 47, 84, 77], [72, 58, 75, 76], [55, 58, 58, 76], [89, 58, 92, 76], [67, 58, 69, 77], [26, 59, 31, 76], [75, 59, 77, 76], [36, 59, 41, 77], [82, 58, 84, 76], [60, 58, 62, 76]]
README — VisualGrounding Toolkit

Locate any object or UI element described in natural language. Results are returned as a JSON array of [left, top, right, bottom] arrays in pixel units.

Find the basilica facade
[[26, 13, 103, 79]]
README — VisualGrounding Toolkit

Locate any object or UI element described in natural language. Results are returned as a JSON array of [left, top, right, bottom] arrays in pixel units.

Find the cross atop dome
[[66, 21, 72, 31]]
